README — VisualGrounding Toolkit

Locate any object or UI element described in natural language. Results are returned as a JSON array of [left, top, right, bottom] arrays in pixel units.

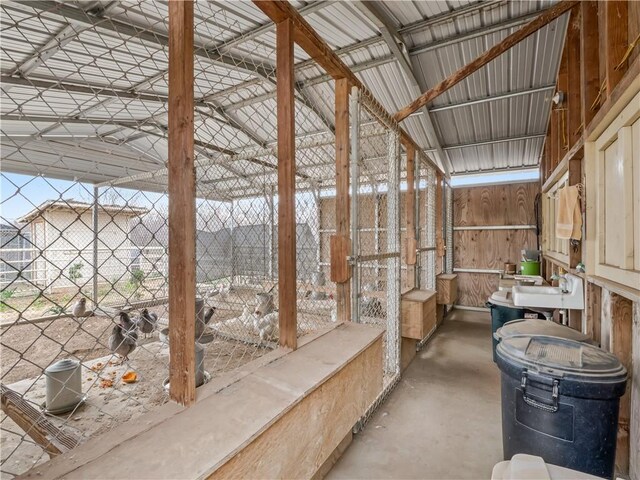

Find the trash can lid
[[494, 319, 591, 343], [497, 335, 626, 382], [488, 290, 515, 308]]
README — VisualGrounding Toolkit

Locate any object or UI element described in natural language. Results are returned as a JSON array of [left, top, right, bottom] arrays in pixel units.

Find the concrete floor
[[328, 309, 503, 480]]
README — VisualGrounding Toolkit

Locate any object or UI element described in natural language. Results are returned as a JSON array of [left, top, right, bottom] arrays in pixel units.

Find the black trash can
[[487, 291, 543, 362], [494, 318, 593, 346], [496, 335, 627, 479]]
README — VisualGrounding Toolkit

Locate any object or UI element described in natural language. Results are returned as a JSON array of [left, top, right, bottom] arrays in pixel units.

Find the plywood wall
[[453, 183, 539, 307]]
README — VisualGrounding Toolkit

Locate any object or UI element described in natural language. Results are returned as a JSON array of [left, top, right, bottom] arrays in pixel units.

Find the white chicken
[[239, 306, 255, 328], [254, 311, 278, 342]]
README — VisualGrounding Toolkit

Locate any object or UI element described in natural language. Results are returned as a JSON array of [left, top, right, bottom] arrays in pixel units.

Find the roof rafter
[[354, 0, 451, 173]]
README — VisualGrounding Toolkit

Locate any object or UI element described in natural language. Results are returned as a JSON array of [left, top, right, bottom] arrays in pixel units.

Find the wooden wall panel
[[454, 230, 537, 270], [456, 272, 498, 308], [453, 182, 539, 308], [453, 183, 538, 226]]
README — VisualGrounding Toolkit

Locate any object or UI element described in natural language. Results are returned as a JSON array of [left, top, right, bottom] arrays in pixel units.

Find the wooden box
[[401, 289, 437, 340], [401, 337, 417, 372], [436, 273, 458, 305]]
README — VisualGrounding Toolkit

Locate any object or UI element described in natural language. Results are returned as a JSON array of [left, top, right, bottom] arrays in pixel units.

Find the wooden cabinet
[[436, 273, 458, 305], [401, 289, 436, 340]]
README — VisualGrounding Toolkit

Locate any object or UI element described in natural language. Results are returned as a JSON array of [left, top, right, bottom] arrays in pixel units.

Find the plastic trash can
[[494, 318, 592, 346], [496, 335, 627, 479], [487, 291, 543, 362], [492, 454, 604, 479]]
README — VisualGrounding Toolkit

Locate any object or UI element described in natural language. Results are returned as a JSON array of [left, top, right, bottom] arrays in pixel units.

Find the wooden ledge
[[21, 323, 384, 480]]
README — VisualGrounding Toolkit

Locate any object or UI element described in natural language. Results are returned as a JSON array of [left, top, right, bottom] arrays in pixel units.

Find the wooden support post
[[168, 0, 196, 406], [580, 1, 600, 129], [435, 172, 444, 275], [557, 44, 569, 155], [603, 1, 628, 96], [332, 78, 351, 322], [586, 281, 602, 345], [567, 5, 581, 146], [276, 18, 297, 349], [609, 293, 633, 474], [405, 143, 416, 289]]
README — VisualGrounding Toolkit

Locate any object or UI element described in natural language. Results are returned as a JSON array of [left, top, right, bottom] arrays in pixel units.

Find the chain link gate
[[348, 87, 402, 430]]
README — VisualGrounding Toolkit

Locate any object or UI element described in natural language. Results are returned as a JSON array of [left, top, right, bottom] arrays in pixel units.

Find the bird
[[109, 317, 138, 364], [254, 311, 278, 342], [239, 306, 255, 327], [254, 293, 275, 318], [136, 308, 158, 337], [72, 298, 87, 318]]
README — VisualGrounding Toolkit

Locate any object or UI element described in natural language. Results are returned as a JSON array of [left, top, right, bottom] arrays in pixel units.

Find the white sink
[[512, 273, 584, 310]]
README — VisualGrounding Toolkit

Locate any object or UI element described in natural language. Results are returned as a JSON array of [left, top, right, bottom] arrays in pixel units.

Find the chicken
[[72, 298, 87, 318], [108, 319, 137, 364], [239, 306, 255, 327], [119, 312, 138, 335], [254, 311, 278, 342], [207, 284, 234, 301], [254, 292, 275, 318], [136, 308, 158, 336]]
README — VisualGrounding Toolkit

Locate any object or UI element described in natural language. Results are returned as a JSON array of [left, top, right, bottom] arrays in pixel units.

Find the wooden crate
[[401, 289, 436, 340], [436, 273, 458, 305]]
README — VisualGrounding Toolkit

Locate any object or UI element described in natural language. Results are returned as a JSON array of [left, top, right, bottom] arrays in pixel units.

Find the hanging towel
[[556, 185, 582, 240]]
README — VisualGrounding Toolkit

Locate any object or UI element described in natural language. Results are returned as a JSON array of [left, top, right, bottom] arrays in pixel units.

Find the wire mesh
[[350, 89, 402, 428], [0, 2, 341, 476]]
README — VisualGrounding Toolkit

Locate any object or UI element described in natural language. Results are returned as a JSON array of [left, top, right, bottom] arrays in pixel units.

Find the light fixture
[[552, 91, 565, 105]]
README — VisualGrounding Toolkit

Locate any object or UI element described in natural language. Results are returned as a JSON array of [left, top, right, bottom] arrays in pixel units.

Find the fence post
[[349, 86, 360, 323], [92, 185, 99, 308], [168, 0, 196, 406], [386, 129, 401, 376]]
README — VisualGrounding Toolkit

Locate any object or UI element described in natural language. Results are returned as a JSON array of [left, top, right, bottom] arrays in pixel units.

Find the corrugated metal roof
[[1, 0, 567, 191]]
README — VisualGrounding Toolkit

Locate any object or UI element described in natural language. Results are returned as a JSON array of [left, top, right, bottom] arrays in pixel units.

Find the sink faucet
[[551, 274, 569, 293]]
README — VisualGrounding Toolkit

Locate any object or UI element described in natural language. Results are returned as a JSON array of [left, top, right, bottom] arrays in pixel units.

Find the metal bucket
[[44, 359, 83, 414]]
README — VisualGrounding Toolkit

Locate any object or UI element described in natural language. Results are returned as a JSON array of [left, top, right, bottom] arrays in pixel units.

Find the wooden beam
[[580, 1, 600, 129], [277, 18, 297, 350], [566, 5, 581, 147], [333, 78, 351, 322], [393, 0, 578, 122], [252, 0, 444, 178], [557, 42, 569, 155], [585, 281, 602, 345], [603, 1, 629, 96], [168, 0, 196, 406], [609, 293, 633, 474], [568, 156, 582, 269]]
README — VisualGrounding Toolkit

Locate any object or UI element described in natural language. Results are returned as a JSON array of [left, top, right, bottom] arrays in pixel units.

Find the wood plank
[[631, 302, 639, 480], [168, 0, 196, 406], [609, 293, 633, 475], [567, 5, 582, 147], [330, 234, 351, 284], [453, 183, 538, 226], [334, 78, 351, 323], [557, 40, 569, 158], [211, 333, 383, 479], [393, 0, 579, 122], [580, 1, 600, 129], [454, 230, 537, 270], [456, 272, 498, 308], [276, 18, 297, 350], [585, 281, 602, 346], [603, 1, 629, 96]]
